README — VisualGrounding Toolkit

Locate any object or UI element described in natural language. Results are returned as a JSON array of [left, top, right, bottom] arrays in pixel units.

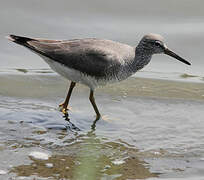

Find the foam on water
[[29, 152, 50, 160]]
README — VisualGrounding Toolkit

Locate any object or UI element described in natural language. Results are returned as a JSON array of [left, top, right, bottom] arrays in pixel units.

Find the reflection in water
[[63, 112, 81, 132], [63, 110, 100, 132], [11, 132, 158, 180], [9, 110, 157, 179], [1, 73, 204, 179]]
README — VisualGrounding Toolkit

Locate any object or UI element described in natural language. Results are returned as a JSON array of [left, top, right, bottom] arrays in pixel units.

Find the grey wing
[[28, 39, 122, 78]]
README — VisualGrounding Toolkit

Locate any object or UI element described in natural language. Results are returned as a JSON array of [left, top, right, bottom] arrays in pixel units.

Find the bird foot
[[59, 103, 72, 114]]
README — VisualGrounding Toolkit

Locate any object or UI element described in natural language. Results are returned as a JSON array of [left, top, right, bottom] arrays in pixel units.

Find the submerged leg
[[59, 81, 76, 114], [89, 90, 101, 120]]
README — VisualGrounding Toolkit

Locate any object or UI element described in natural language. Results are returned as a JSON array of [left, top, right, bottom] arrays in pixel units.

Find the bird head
[[140, 33, 191, 65]]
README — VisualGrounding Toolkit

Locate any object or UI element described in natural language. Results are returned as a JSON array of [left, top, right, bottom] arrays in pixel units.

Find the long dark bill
[[164, 48, 191, 65]]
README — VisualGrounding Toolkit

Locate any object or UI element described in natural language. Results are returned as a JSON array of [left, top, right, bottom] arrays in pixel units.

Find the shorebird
[[7, 34, 191, 119]]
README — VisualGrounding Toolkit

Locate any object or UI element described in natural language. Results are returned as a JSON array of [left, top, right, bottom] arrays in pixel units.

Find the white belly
[[42, 56, 110, 90]]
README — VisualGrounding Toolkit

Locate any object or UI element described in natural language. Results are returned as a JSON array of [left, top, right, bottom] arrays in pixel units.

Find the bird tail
[[6, 34, 35, 46]]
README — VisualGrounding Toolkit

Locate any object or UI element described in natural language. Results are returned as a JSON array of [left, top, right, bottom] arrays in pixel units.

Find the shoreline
[[0, 68, 203, 83], [0, 70, 203, 102]]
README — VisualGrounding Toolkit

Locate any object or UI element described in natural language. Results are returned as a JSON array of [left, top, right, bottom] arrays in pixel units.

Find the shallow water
[[0, 72, 204, 179], [1, 0, 204, 179]]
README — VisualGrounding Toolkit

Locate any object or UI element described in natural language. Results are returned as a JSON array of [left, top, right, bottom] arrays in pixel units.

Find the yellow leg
[[59, 81, 76, 114]]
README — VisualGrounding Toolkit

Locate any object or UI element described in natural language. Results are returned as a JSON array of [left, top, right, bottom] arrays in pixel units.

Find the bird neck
[[115, 44, 153, 81], [132, 45, 153, 72]]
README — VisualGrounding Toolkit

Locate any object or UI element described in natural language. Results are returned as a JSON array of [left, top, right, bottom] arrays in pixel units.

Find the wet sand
[[0, 72, 204, 179]]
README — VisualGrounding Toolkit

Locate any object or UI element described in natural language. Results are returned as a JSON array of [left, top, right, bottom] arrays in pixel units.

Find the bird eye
[[154, 41, 161, 47]]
